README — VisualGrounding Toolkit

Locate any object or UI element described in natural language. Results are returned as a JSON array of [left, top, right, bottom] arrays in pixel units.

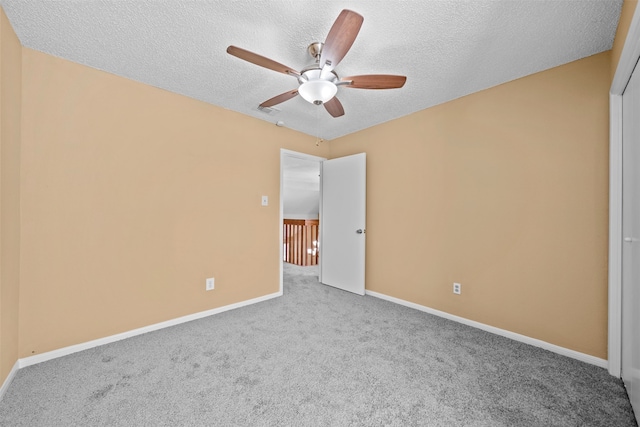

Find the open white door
[[320, 153, 366, 295]]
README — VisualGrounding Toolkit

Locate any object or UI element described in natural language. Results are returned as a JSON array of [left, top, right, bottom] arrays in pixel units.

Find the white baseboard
[[0, 360, 20, 401], [365, 290, 608, 369], [18, 291, 282, 369], [6, 288, 607, 397]]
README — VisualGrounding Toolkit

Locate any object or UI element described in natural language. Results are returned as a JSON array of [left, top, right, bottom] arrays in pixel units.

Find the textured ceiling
[[0, 0, 623, 140]]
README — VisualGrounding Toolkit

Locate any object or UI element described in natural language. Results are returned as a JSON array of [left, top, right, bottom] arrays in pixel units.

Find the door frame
[[279, 149, 326, 294], [609, 5, 640, 377]]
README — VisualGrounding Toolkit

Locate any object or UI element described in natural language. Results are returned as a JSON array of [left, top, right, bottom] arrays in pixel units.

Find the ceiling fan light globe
[[298, 80, 337, 104]]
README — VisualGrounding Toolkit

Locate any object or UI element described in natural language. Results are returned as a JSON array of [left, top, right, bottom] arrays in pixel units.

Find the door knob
[[624, 237, 639, 242], [356, 229, 365, 234]]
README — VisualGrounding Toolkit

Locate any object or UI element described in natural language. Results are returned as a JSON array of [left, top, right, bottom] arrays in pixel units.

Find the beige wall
[[0, 7, 22, 384], [330, 52, 611, 358], [611, 0, 638, 79], [18, 48, 328, 357]]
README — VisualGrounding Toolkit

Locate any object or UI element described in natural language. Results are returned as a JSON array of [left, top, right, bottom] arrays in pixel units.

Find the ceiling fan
[[226, 9, 407, 118]]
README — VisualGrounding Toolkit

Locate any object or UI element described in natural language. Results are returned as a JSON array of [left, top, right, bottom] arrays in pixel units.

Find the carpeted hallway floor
[[0, 263, 636, 426]]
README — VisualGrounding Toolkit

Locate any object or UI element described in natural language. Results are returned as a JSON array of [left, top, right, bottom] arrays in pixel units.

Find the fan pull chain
[[315, 105, 323, 146]]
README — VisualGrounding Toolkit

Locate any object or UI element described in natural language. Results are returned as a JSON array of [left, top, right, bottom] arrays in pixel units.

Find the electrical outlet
[[453, 282, 461, 295], [206, 277, 215, 291]]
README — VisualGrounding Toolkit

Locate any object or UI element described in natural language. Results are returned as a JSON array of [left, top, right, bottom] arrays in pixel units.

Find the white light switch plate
[[261, 195, 268, 206]]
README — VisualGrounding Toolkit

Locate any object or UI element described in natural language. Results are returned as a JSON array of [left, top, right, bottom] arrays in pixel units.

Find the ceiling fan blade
[[260, 89, 299, 108], [324, 97, 345, 118], [342, 75, 407, 89], [319, 10, 364, 71], [227, 46, 300, 76]]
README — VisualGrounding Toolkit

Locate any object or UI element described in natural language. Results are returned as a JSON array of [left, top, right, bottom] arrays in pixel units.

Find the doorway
[[279, 149, 325, 294], [279, 149, 368, 296]]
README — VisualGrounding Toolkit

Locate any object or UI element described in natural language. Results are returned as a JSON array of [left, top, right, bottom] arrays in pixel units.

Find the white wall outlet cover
[[206, 277, 215, 291], [453, 282, 461, 295]]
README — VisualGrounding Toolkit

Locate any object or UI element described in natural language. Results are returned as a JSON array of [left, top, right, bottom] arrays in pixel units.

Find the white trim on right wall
[[367, 290, 607, 368], [609, 4, 640, 378]]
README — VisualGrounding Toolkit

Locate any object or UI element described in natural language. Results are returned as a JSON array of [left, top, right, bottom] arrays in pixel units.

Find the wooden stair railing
[[283, 219, 319, 266]]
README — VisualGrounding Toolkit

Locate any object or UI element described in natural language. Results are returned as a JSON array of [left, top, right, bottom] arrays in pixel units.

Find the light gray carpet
[[0, 263, 636, 426]]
